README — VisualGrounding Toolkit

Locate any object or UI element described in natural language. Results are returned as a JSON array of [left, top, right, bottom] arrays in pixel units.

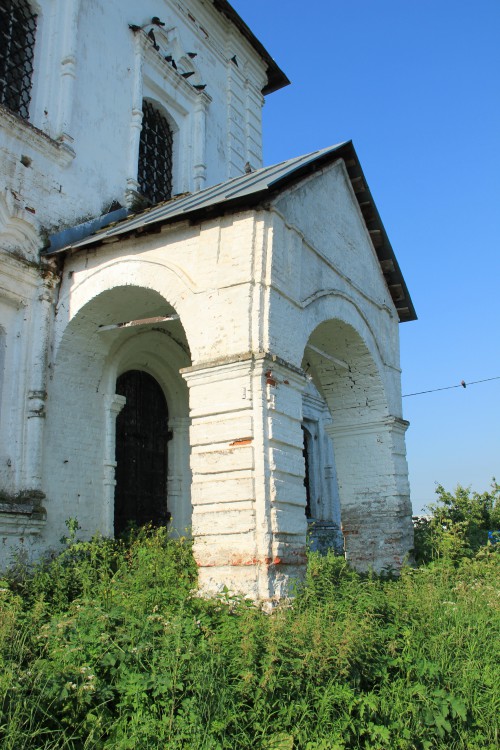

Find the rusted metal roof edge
[[211, 0, 290, 94]]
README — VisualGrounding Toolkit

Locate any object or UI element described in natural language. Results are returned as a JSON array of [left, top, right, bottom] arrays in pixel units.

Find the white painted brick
[[0, 1, 413, 595]]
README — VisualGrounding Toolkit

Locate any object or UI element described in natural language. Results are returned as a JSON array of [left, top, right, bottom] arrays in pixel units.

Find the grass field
[[0, 487, 499, 749]]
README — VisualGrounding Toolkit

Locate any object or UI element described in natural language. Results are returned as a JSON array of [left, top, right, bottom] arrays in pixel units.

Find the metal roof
[[46, 142, 416, 322]]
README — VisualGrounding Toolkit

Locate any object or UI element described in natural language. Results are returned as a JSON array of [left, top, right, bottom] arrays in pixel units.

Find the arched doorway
[[114, 370, 170, 536], [300, 317, 412, 566]]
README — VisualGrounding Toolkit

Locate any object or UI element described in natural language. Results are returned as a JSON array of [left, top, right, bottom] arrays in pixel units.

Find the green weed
[[0, 514, 498, 748]]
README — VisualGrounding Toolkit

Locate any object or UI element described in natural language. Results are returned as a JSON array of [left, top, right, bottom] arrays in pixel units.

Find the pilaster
[[54, 0, 81, 145], [167, 416, 191, 533], [125, 35, 145, 206], [325, 415, 413, 571], [22, 280, 56, 493], [102, 394, 126, 535], [182, 354, 308, 601], [193, 96, 208, 192]]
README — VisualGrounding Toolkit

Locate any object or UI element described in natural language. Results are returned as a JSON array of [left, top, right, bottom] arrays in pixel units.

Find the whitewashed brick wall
[[0, 0, 413, 591]]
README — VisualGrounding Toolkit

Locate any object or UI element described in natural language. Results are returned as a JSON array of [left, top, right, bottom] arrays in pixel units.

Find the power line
[[402, 375, 500, 398]]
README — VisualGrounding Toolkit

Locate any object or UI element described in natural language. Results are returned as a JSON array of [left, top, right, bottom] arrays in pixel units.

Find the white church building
[[0, 0, 416, 599]]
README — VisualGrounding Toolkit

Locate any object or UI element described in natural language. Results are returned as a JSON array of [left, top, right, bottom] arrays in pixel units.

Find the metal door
[[114, 370, 170, 536]]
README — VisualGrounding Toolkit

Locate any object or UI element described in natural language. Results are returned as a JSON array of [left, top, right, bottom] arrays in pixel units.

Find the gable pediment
[[271, 160, 392, 310]]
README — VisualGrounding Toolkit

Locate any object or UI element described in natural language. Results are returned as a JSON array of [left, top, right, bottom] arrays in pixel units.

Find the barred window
[[138, 100, 173, 205], [0, 0, 38, 120]]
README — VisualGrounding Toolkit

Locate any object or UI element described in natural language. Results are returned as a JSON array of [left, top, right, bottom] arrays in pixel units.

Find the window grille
[[138, 100, 173, 205], [0, 0, 37, 120]]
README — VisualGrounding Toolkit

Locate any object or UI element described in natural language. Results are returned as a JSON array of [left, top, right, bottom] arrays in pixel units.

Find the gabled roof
[[211, 1, 289, 94], [46, 142, 416, 322]]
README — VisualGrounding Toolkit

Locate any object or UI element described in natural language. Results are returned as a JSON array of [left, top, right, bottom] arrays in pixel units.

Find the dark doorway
[[302, 425, 312, 519], [114, 370, 170, 536]]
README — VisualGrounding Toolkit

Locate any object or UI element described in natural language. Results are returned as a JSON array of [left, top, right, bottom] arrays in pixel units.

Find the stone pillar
[[182, 355, 308, 601], [167, 416, 191, 534], [325, 416, 413, 571], [102, 394, 126, 536]]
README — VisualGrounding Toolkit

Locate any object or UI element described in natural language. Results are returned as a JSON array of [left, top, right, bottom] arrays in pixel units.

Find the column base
[[197, 560, 306, 602]]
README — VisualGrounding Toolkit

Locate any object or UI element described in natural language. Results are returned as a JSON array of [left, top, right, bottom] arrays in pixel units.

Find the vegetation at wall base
[[1, 486, 499, 750]]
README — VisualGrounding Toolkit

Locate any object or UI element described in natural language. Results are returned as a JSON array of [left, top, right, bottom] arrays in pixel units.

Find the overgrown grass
[[0, 525, 498, 749]]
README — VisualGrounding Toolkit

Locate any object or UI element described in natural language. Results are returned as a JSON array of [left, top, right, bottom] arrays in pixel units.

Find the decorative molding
[[126, 26, 211, 199], [182, 351, 306, 384], [0, 192, 41, 258], [0, 105, 75, 167], [0, 512, 46, 535], [135, 27, 211, 102], [0, 489, 47, 535], [325, 415, 409, 439]]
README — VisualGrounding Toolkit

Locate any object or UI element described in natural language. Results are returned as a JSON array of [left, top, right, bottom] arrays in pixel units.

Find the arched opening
[[300, 376, 343, 553], [43, 283, 192, 548], [300, 317, 411, 567], [114, 370, 170, 536], [303, 418, 329, 522]]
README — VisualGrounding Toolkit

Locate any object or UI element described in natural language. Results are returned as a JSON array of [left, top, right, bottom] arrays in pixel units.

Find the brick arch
[[300, 316, 411, 572], [303, 317, 389, 428], [43, 284, 192, 548], [302, 294, 387, 377], [299, 291, 402, 417], [54, 259, 196, 362], [102, 328, 189, 419]]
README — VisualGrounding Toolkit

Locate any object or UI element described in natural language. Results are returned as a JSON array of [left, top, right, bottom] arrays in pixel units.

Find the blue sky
[[231, 0, 500, 512]]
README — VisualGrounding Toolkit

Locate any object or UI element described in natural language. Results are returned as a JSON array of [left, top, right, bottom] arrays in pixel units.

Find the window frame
[[0, 0, 38, 120], [138, 99, 175, 206]]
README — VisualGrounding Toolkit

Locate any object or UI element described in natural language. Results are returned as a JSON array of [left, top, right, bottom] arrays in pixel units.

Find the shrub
[[0, 522, 498, 748], [413, 480, 500, 563]]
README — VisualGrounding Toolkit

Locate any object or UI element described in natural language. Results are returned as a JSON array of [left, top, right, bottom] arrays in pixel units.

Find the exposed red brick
[[229, 437, 253, 447]]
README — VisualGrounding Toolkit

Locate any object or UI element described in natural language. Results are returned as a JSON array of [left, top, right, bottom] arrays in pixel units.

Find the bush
[[413, 480, 500, 563], [0, 522, 498, 748]]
